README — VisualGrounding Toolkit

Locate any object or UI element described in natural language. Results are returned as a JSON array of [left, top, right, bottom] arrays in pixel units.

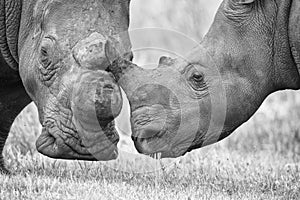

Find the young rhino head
[[18, 0, 132, 160], [108, 0, 300, 158], [108, 49, 224, 158]]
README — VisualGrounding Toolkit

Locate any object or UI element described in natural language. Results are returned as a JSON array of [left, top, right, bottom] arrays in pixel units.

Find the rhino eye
[[190, 71, 206, 89], [39, 37, 55, 68], [185, 65, 207, 91], [40, 47, 50, 66], [192, 72, 204, 83]]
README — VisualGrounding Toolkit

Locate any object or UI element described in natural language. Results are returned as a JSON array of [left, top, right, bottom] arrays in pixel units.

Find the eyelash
[[40, 46, 52, 68], [39, 36, 58, 68]]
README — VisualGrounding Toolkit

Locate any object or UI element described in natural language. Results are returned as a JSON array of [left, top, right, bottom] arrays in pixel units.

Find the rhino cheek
[[35, 68, 122, 160]]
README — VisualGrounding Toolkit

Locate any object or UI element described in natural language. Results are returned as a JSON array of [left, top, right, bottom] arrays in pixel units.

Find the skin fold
[[0, 0, 132, 173], [108, 0, 300, 158], [289, 0, 300, 72]]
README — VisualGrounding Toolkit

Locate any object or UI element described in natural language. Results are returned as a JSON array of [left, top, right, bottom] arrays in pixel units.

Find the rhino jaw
[[36, 70, 122, 161]]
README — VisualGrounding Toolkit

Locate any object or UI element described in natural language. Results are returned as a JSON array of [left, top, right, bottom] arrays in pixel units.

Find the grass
[[1, 0, 300, 199], [1, 147, 300, 199], [1, 145, 300, 199], [1, 91, 300, 199]]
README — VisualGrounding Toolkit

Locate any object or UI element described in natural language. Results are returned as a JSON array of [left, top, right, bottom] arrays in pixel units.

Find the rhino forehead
[[32, 0, 130, 54], [34, 0, 129, 29]]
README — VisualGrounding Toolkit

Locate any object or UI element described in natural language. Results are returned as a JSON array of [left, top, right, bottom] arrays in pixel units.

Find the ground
[[1, 0, 300, 199], [1, 90, 300, 200], [1, 143, 300, 199]]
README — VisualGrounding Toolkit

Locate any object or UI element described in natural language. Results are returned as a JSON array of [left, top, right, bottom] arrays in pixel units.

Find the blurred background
[[5, 0, 300, 166]]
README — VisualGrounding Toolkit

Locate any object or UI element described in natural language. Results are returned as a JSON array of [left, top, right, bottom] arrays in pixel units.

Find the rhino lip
[[131, 108, 167, 140], [131, 129, 166, 142], [131, 128, 169, 155], [147, 152, 162, 159], [36, 123, 97, 160]]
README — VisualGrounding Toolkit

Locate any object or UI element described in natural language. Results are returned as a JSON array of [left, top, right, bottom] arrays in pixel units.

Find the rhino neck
[[264, 0, 300, 91], [202, 0, 300, 93], [273, 0, 300, 90], [289, 0, 300, 78], [0, 0, 22, 70]]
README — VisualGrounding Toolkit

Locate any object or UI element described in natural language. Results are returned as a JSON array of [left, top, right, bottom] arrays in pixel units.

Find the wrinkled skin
[[19, 0, 133, 161], [108, 0, 300, 158], [0, 0, 132, 174]]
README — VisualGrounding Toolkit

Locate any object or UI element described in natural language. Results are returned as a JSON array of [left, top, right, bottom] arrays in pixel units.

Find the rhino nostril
[[131, 136, 145, 153], [103, 84, 114, 90], [141, 128, 160, 139], [131, 135, 138, 142]]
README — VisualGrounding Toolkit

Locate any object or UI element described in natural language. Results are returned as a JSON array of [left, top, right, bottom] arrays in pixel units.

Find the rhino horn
[[105, 40, 144, 81]]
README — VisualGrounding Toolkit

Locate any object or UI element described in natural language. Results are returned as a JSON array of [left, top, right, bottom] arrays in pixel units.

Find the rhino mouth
[[36, 118, 119, 161], [131, 129, 187, 159], [130, 104, 182, 158], [131, 105, 168, 155], [36, 122, 96, 160], [131, 132, 170, 158]]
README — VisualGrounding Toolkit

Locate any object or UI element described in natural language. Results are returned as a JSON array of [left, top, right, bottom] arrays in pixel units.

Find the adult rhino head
[[18, 0, 132, 160], [108, 0, 300, 158]]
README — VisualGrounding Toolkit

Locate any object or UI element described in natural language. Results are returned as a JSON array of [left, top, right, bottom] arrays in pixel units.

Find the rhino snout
[[71, 71, 122, 128]]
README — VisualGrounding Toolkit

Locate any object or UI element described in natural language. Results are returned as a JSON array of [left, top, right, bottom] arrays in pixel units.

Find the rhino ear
[[158, 56, 176, 67]]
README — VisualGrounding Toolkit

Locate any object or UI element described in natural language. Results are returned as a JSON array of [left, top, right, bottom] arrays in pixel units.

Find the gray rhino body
[[0, 0, 132, 173], [109, 0, 300, 158]]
